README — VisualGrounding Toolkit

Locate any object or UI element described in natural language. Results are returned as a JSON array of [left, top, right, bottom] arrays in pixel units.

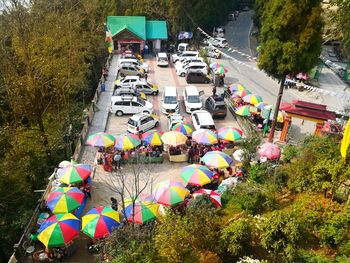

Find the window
[[215, 105, 226, 110], [187, 95, 200, 103], [146, 117, 153, 122], [164, 96, 177, 104], [114, 101, 122, 106], [128, 119, 137, 126], [140, 118, 148, 125], [132, 101, 141, 107], [136, 98, 145, 106], [193, 114, 199, 125], [121, 101, 130, 106]]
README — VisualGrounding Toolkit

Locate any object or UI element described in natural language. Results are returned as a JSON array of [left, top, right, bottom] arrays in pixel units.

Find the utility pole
[[268, 76, 285, 142]]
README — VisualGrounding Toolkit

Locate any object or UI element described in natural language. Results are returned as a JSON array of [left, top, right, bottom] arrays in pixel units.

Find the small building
[[107, 16, 168, 54]]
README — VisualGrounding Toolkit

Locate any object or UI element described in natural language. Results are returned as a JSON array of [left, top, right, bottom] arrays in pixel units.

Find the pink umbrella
[[193, 189, 222, 207], [258, 143, 281, 160]]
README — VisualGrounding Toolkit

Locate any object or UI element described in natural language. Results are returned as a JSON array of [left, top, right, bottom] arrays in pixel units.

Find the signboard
[[178, 31, 193, 40]]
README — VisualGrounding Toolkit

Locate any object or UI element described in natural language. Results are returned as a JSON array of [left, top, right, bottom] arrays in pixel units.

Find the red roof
[[292, 100, 327, 111], [280, 101, 336, 121]]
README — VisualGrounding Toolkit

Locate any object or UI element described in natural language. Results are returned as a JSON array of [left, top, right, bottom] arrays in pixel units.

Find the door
[[131, 101, 142, 114], [121, 101, 131, 113]]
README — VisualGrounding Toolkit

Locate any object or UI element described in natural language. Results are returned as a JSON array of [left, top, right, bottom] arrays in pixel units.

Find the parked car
[[204, 46, 221, 59], [157, 52, 169, 67], [162, 86, 179, 114], [172, 51, 199, 63], [204, 95, 227, 119], [127, 113, 159, 134], [183, 86, 203, 113], [175, 57, 204, 68], [211, 37, 228, 48], [117, 80, 158, 95], [110, 96, 153, 116], [167, 114, 184, 131], [185, 70, 211, 84], [191, 110, 216, 131], [118, 64, 145, 78], [176, 62, 208, 77], [113, 87, 146, 100], [115, 76, 140, 88], [119, 59, 149, 73], [177, 43, 189, 54]]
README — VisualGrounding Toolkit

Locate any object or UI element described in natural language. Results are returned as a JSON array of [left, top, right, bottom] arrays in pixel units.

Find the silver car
[[118, 64, 145, 78]]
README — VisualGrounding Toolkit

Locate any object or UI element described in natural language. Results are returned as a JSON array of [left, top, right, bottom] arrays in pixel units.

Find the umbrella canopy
[[201, 151, 233, 169], [47, 187, 84, 214], [232, 149, 245, 162], [214, 66, 228, 75], [242, 94, 263, 106], [258, 143, 281, 160], [235, 105, 258, 116], [193, 130, 218, 145], [229, 83, 246, 92], [123, 195, 159, 224], [141, 131, 163, 146], [154, 180, 189, 207], [209, 62, 224, 69], [180, 164, 213, 186], [58, 164, 92, 185], [234, 89, 252, 98], [261, 110, 284, 123], [37, 213, 80, 248], [115, 134, 141, 150], [217, 127, 243, 142], [82, 206, 120, 239], [193, 189, 222, 207], [86, 132, 115, 148], [172, 123, 193, 136], [161, 131, 187, 147], [256, 102, 267, 110]]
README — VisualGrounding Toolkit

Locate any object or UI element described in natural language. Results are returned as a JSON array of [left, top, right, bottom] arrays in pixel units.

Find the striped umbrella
[[234, 89, 252, 98], [180, 164, 213, 186], [242, 94, 263, 106], [47, 187, 84, 214], [141, 131, 163, 146], [193, 130, 218, 145], [123, 195, 159, 225], [193, 189, 222, 207], [37, 213, 80, 248], [161, 131, 187, 147], [154, 180, 189, 207], [86, 132, 115, 148], [58, 164, 92, 185], [235, 105, 258, 116], [261, 109, 284, 123], [229, 83, 246, 92], [115, 134, 141, 150], [172, 123, 193, 136], [217, 127, 243, 142], [82, 206, 120, 239], [256, 102, 267, 110], [201, 151, 233, 169]]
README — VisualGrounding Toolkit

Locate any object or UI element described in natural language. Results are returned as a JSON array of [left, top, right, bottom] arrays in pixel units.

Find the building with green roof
[[107, 16, 168, 54]]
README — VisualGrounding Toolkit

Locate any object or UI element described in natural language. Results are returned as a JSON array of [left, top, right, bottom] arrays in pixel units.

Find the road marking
[[247, 19, 253, 57]]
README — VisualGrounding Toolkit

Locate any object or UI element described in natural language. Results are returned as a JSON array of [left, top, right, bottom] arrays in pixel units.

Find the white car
[[162, 86, 179, 114], [157, 52, 169, 67], [183, 86, 203, 113], [115, 76, 140, 87], [176, 62, 208, 77], [119, 59, 149, 73], [127, 113, 159, 134], [172, 51, 199, 63], [212, 37, 228, 48], [175, 57, 204, 68], [118, 80, 159, 95], [167, 114, 184, 131], [110, 96, 153, 116], [191, 110, 216, 131]]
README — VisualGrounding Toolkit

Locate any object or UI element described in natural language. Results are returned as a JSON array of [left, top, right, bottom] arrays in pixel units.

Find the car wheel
[[181, 73, 185, 77], [143, 111, 150, 114], [116, 111, 123, 116], [154, 121, 159, 127], [152, 91, 158, 95]]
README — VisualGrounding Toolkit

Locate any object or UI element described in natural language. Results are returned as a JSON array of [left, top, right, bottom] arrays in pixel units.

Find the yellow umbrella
[[161, 131, 187, 146]]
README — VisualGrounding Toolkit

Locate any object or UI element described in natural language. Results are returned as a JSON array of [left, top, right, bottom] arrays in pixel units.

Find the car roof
[[182, 51, 198, 55], [164, 86, 177, 95], [187, 69, 206, 74], [187, 62, 207, 66], [185, 86, 199, 95], [111, 96, 138, 101], [130, 113, 150, 120], [192, 110, 215, 124], [157, 52, 167, 58]]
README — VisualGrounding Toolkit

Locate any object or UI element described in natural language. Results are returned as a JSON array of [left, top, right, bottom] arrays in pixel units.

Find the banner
[[341, 121, 350, 159], [105, 24, 114, 54], [178, 31, 193, 40]]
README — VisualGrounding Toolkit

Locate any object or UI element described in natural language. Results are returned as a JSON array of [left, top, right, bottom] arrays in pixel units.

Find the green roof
[[107, 16, 146, 40], [146, 21, 168, 39]]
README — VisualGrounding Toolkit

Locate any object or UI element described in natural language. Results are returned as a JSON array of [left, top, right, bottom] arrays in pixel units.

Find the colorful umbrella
[[82, 206, 120, 239], [258, 143, 281, 160], [209, 62, 224, 69], [37, 213, 80, 248], [115, 134, 141, 150], [123, 195, 159, 224], [154, 180, 189, 207], [214, 66, 228, 75], [161, 131, 187, 146], [172, 123, 193, 136], [261, 110, 284, 123], [234, 89, 252, 98], [58, 164, 92, 185], [180, 164, 213, 186], [193, 130, 218, 145], [217, 127, 243, 142], [47, 187, 84, 214], [193, 189, 222, 207], [141, 131, 163, 146], [201, 151, 233, 169], [229, 83, 246, 92], [235, 105, 258, 116], [256, 102, 267, 110], [86, 132, 115, 148], [242, 94, 263, 106]]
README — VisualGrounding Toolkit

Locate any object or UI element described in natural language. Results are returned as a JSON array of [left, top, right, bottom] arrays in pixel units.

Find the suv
[[119, 59, 149, 73], [118, 64, 145, 78], [176, 62, 208, 77], [115, 76, 140, 88], [172, 51, 199, 63], [183, 86, 203, 113], [110, 96, 153, 116], [204, 96, 227, 119], [186, 70, 211, 84], [127, 113, 159, 134], [191, 110, 216, 131], [131, 81, 159, 95], [113, 87, 146, 100]]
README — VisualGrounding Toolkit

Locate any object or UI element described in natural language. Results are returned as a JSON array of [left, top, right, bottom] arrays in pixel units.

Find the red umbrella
[[193, 189, 222, 207], [258, 143, 281, 160]]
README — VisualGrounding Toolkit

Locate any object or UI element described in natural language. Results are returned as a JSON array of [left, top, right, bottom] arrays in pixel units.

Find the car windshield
[[128, 119, 137, 126], [215, 105, 226, 110], [222, 40, 228, 44], [164, 96, 177, 104], [201, 125, 215, 130], [136, 98, 145, 106], [188, 95, 200, 103]]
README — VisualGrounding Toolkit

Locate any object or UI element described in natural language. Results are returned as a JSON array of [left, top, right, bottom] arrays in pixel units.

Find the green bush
[[282, 145, 298, 163], [248, 163, 269, 184], [319, 212, 349, 248]]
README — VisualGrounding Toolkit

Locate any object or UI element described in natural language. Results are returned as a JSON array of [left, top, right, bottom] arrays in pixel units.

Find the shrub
[[282, 145, 298, 163], [248, 163, 269, 184]]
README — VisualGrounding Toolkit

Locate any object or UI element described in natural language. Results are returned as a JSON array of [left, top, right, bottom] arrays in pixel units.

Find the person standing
[[188, 146, 194, 164], [212, 85, 217, 97], [113, 151, 121, 170], [144, 44, 149, 55]]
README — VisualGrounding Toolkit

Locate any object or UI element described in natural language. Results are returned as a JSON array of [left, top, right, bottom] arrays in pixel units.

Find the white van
[[183, 86, 203, 113], [176, 62, 208, 77], [110, 96, 153, 116], [191, 110, 216, 131], [119, 59, 149, 73], [157, 53, 169, 67], [162, 86, 179, 115]]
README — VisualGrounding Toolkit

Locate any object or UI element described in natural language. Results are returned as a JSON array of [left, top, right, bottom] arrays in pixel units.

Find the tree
[[257, 0, 323, 141], [331, 0, 350, 54]]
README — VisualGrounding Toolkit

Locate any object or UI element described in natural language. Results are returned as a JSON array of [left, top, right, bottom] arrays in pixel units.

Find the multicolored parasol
[[161, 131, 187, 146], [193, 189, 222, 207], [154, 180, 189, 207], [242, 94, 263, 106], [58, 164, 92, 185], [214, 66, 228, 75], [86, 132, 115, 148], [235, 105, 258, 116], [180, 164, 213, 186], [229, 83, 246, 92], [141, 131, 163, 146], [192, 130, 218, 145], [37, 213, 80, 248], [82, 206, 120, 239], [234, 89, 252, 98], [47, 187, 84, 214], [256, 102, 267, 110], [209, 62, 225, 69], [115, 134, 141, 150], [261, 109, 284, 123], [172, 123, 193, 136], [217, 127, 243, 142], [258, 143, 281, 160], [201, 151, 233, 169], [123, 195, 159, 225]]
